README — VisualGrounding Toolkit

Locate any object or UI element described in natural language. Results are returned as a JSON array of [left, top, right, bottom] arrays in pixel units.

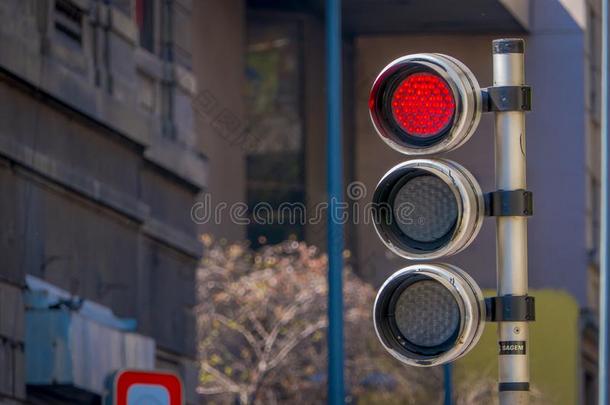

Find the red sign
[[111, 370, 183, 405]]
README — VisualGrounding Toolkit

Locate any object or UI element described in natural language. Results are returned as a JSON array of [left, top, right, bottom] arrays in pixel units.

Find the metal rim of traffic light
[[369, 53, 482, 155], [371, 158, 484, 260], [373, 263, 485, 367]]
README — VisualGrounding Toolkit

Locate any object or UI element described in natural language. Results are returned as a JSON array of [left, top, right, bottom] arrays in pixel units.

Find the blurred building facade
[[0, 0, 204, 403], [199, 0, 603, 404], [0, 0, 605, 404]]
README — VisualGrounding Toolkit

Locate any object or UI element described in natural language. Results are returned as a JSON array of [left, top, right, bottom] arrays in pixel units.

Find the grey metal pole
[[599, 0, 609, 401], [493, 38, 530, 405]]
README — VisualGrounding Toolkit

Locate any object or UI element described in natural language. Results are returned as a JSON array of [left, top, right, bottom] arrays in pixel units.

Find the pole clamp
[[481, 86, 532, 112], [485, 295, 536, 322], [485, 189, 533, 217]]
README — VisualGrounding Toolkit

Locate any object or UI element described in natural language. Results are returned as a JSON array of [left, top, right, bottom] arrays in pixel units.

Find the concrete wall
[[354, 0, 588, 305], [0, 0, 204, 402], [303, 15, 329, 250], [526, 0, 587, 305], [192, 0, 247, 242]]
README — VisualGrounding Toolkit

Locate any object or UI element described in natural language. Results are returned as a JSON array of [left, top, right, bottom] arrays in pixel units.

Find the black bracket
[[485, 295, 536, 322], [482, 86, 532, 112], [485, 189, 533, 217]]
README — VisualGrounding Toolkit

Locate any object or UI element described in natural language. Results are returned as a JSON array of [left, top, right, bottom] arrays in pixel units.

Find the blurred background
[[0, 0, 603, 404]]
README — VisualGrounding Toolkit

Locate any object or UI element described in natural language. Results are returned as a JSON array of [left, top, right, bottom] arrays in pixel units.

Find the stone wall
[[0, 0, 205, 403]]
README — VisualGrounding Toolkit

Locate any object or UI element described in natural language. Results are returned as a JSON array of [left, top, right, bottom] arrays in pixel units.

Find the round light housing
[[369, 53, 482, 155], [371, 159, 484, 260], [373, 263, 485, 367]]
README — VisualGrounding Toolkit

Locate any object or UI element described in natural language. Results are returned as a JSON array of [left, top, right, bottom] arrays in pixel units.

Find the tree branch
[[266, 318, 327, 370], [212, 313, 263, 358], [200, 362, 242, 394], [248, 312, 270, 340]]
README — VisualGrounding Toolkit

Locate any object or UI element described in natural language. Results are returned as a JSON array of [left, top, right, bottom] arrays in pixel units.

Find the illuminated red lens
[[391, 73, 455, 137]]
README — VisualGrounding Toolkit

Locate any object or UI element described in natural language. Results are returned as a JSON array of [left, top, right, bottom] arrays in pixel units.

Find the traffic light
[[373, 263, 485, 367], [369, 53, 482, 155], [369, 41, 535, 380], [371, 158, 484, 260]]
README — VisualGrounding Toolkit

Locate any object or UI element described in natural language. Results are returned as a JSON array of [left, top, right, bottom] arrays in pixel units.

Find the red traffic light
[[369, 54, 482, 155], [391, 72, 455, 137]]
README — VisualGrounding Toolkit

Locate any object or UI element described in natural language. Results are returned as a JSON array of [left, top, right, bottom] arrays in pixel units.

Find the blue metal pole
[[600, 0, 609, 403], [443, 363, 453, 405], [325, 0, 344, 403]]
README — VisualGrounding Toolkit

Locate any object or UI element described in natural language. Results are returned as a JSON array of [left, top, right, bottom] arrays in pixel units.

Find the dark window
[[54, 0, 83, 47], [136, 0, 156, 53], [584, 370, 596, 405], [110, 0, 132, 16], [245, 17, 305, 248], [588, 8, 601, 124], [590, 176, 600, 263]]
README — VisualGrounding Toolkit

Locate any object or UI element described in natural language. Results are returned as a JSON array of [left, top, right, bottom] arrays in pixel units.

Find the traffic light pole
[[492, 39, 530, 405], [326, 0, 345, 403]]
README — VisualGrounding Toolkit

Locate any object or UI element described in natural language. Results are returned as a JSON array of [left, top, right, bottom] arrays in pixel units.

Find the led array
[[391, 73, 455, 136]]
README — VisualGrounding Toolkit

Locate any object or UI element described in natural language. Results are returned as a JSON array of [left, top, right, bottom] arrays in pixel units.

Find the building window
[[136, 0, 156, 53], [590, 176, 600, 259], [110, 0, 133, 16], [588, 7, 601, 124], [584, 370, 596, 405], [54, 0, 83, 47], [245, 17, 305, 248]]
